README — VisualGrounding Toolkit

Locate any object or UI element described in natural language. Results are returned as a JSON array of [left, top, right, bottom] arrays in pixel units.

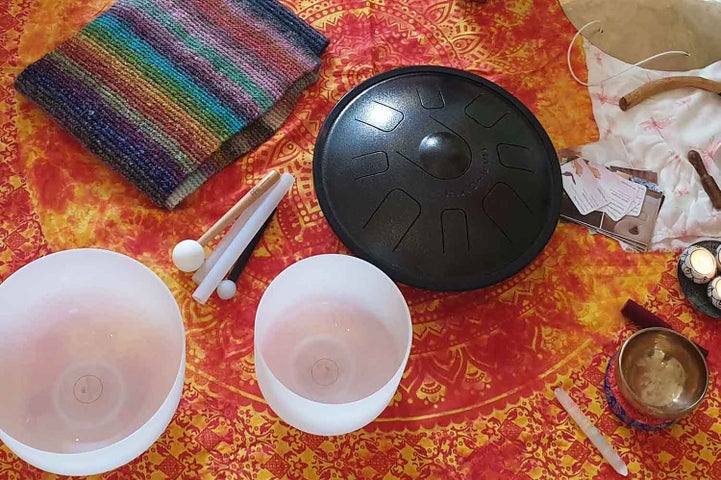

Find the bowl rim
[[617, 327, 709, 418], [0, 248, 186, 465]]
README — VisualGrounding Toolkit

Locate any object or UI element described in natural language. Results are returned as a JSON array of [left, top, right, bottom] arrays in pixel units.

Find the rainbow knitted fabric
[[15, 0, 328, 209]]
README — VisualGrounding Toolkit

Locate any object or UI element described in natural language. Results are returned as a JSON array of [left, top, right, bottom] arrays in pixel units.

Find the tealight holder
[[707, 277, 721, 310], [679, 245, 717, 284]]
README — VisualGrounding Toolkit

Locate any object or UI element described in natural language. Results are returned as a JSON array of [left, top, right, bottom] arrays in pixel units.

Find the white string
[[567, 20, 690, 87], [618, 138, 636, 167]]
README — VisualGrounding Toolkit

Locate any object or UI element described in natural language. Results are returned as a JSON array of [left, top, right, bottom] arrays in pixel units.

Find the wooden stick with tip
[[197, 170, 280, 246], [688, 150, 721, 210], [619, 76, 721, 111]]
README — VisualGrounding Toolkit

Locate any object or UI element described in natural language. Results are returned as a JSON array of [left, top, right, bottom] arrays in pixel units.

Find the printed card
[[560, 159, 608, 215]]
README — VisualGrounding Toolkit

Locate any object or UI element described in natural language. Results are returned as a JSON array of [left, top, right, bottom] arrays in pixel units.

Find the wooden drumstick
[[172, 170, 281, 272], [688, 150, 721, 210], [619, 76, 721, 111]]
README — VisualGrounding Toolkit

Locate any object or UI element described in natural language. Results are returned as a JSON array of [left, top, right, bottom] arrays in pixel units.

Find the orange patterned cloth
[[1, 0, 720, 479]]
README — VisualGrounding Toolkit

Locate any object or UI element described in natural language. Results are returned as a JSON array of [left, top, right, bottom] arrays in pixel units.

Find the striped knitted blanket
[[15, 0, 328, 209]]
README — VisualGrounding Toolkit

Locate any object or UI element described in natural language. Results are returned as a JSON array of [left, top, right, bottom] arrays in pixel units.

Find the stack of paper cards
[[559, 158, 664, 252], [560, 159, 647, 221]]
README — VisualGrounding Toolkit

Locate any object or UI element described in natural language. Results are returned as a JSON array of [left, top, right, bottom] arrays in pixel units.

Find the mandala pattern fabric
[[13, 0, 327, 208], [2, 0, 721, 479]]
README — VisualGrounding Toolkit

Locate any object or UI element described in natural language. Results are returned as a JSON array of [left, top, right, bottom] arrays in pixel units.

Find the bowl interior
[[257, 255, 412, 404], [0, 249, 184, 454], [619, 328, 708, 417]]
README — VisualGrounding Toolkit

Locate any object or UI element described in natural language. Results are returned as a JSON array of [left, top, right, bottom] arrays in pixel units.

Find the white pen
[[554, 387, 628, 477]]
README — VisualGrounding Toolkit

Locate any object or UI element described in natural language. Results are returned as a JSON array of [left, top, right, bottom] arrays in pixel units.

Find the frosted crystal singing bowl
[[0, 249, 185, 476], [255, 254, 413, 436]]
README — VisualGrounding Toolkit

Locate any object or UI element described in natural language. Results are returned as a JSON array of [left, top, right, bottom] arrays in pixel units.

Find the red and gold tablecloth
[[2, 0, 721, 478]]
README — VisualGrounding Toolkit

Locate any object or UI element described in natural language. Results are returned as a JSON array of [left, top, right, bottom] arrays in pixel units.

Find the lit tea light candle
[[708, 277, 721, 310], [680, 246, 717, 284], [690, 249, 716, 276]]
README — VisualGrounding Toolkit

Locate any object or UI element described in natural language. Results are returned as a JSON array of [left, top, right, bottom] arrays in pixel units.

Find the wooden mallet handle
[[688, 150, 721, 210], [621, 299, 709, 357], [619, 76, 721, 111], [197, 170, 280, 246]]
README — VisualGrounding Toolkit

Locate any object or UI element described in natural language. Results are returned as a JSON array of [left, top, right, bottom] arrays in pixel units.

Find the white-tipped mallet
[[192, 173, 294, 304], [172, 170, 280, 272], [216, 209, 276, 300]]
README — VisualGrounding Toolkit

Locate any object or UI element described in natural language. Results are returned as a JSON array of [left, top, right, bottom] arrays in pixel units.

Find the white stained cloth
[[584, 41, 721, 250]]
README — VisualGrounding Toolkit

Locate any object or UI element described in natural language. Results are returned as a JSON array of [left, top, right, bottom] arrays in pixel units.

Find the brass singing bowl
[[616, 327, 708, 419]]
